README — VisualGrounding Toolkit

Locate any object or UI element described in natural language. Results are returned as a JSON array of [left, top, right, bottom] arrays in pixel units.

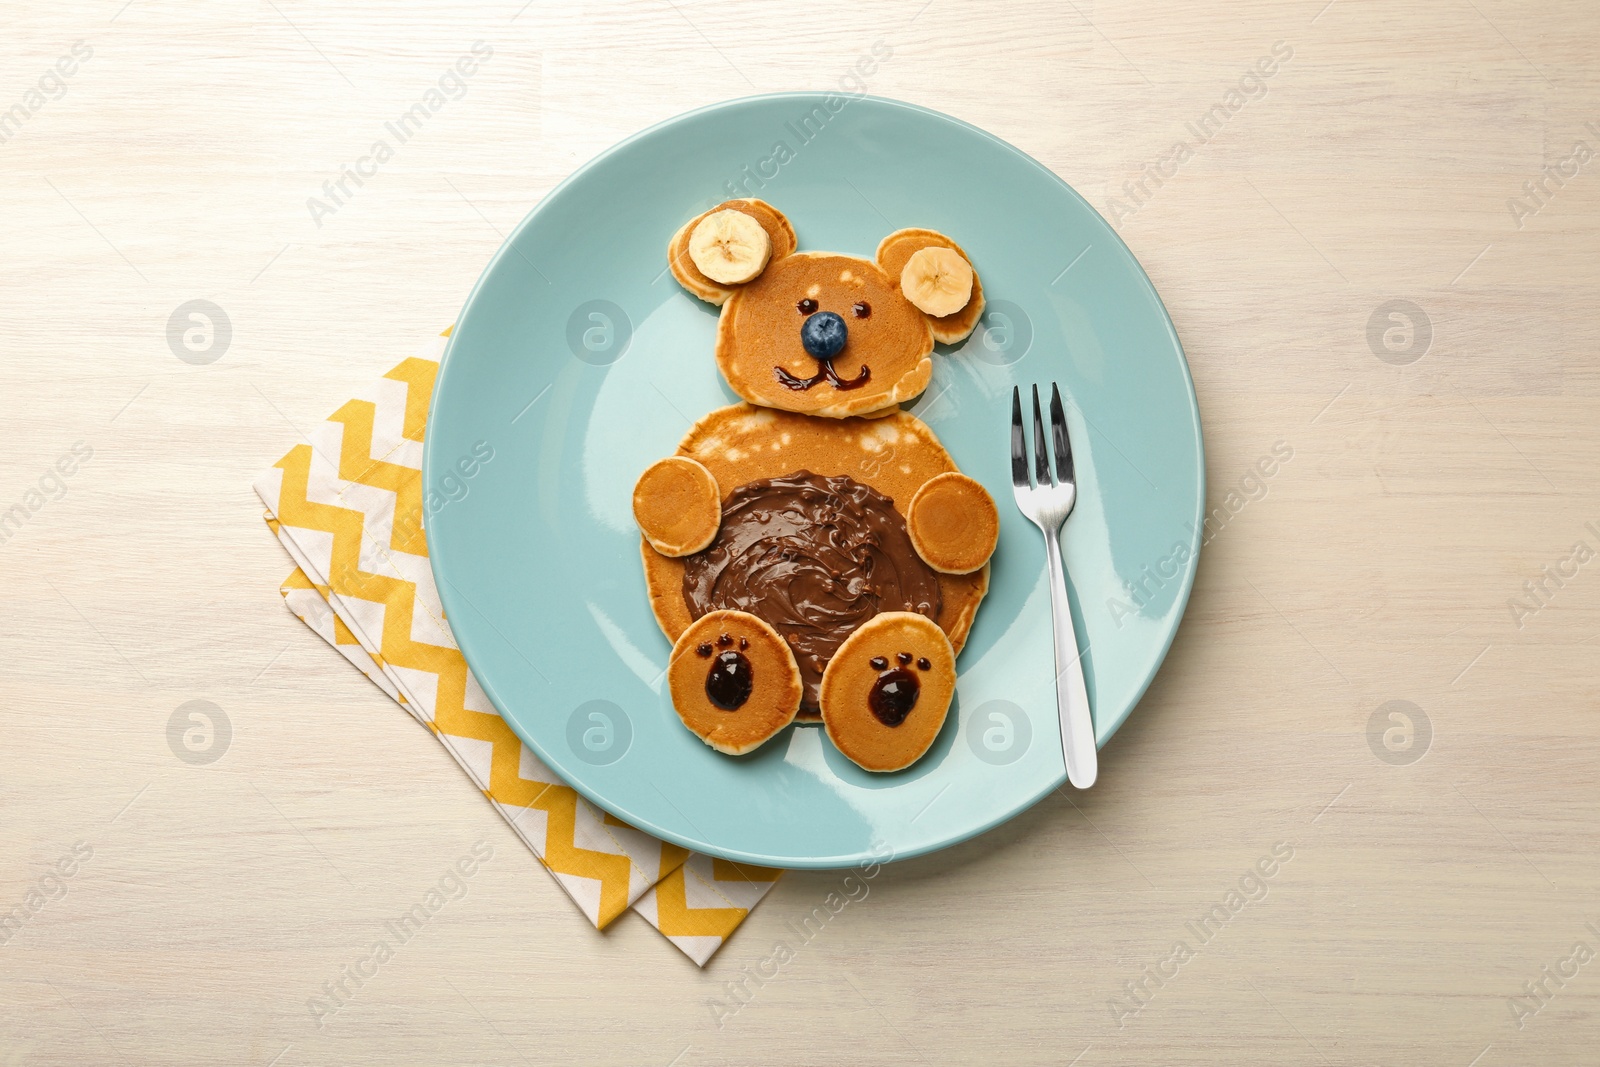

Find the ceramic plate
[[425, 94, 1203, 869]]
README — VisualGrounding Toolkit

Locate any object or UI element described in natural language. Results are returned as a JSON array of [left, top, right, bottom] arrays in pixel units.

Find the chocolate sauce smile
[[774, 361, 871, 392]]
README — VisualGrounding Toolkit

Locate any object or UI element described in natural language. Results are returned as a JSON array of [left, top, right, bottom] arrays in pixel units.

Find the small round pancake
[[640, 404, 990, 721], [876, 229, 985, 344], [669, 200, 797, 306], [668, 610, 802, 755], [717, 252, 933, 418], [906, 472, 1000, 575], [820, 612, 956, 772], [633, 456, 720, 557]]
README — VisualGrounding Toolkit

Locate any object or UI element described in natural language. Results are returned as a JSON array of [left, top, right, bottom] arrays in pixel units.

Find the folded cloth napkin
[[254, 329, 780, 965]]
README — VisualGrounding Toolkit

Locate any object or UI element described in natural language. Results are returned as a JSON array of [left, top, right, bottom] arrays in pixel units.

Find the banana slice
[[900, 246, 973, 318], [687, 209, 772, 285]]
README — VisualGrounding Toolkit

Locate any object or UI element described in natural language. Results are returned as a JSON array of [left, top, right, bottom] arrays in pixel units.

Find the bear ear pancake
[[876, 228, 985, 344], [668, 199, 796, 305]]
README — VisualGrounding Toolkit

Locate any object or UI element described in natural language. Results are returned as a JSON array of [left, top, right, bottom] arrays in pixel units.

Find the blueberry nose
[[800, 311, 847, 361]]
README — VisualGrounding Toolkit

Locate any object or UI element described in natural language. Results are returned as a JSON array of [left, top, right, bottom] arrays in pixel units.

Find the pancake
[[906, 472, 1000, 575], [820, 611, 956, 772], [641, 403, 989, 720], [668, 199, 797, 306], [716, 252, 933, 419], [668, 610, 801, 755], [875, 228, 985, 344], [632, 456, 720, 557]]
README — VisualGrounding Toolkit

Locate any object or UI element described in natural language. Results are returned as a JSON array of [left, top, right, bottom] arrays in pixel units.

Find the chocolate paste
[[705, 650, 753, 711], [682, 471, 942, 712], [868, 668, 920, 727]]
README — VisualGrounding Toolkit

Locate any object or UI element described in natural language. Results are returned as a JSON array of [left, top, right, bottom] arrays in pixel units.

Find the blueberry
[[800, 310, 847, 361]]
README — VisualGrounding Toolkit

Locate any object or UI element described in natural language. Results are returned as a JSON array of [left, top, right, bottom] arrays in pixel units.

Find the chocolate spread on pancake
[[682, 471, 942, 712]]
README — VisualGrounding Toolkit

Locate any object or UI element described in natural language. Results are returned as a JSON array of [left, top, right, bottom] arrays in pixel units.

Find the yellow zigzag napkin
[[254, 330, 780, 965]]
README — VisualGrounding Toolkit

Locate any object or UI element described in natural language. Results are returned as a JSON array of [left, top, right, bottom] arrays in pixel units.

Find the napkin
[[254, 329, 780, 965]]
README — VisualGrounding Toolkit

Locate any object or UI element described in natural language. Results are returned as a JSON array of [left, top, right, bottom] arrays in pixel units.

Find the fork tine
[[1030, 384, 1052, 487], [1049, 383, 1074, 485], [1010, 387, 1030, 487]]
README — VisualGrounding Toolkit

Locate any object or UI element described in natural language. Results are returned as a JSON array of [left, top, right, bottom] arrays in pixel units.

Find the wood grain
[[3, 1, 1597, 1064]]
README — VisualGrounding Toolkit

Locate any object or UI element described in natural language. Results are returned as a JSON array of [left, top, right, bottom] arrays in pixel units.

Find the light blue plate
[[425, 94, 1203, 870]]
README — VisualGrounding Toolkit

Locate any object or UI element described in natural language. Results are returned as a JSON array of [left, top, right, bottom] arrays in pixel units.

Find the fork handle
[[1043, 529, 1098, 789]]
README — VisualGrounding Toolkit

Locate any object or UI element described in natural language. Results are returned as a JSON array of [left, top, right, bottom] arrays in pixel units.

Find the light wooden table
[[4, 1, 1597, 1063]]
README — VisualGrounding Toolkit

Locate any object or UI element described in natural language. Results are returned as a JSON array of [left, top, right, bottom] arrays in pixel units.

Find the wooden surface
[[4, 1, 1598, 1063]]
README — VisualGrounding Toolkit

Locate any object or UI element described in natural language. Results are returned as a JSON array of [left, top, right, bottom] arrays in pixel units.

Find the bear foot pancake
[[907, 472, 999, 575], [668, 610, 801, 755], [680, 471, 942, 715], [875, 229, 985, 344], [820, 612, 956, 772], [633, 456, 721, 557]]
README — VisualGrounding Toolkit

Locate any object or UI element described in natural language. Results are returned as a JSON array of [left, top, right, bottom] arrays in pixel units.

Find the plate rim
[[425, 91, 1205, 869]]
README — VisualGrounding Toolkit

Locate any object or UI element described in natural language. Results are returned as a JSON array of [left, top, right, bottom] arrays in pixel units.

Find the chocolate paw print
[[865, 651, 935, 727], [696, 632, 753, 711]]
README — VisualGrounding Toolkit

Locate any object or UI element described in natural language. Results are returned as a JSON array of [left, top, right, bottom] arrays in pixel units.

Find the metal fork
[[1011, 384, 1097, 789]]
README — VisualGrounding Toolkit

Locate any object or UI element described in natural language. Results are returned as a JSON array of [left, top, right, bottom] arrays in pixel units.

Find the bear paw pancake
[[633, 456, 721, 557], [875, 229, 985, 344], [668, 610, 802, 755], [907, 472, 1000, 575], [820, 611, 956, 773]]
